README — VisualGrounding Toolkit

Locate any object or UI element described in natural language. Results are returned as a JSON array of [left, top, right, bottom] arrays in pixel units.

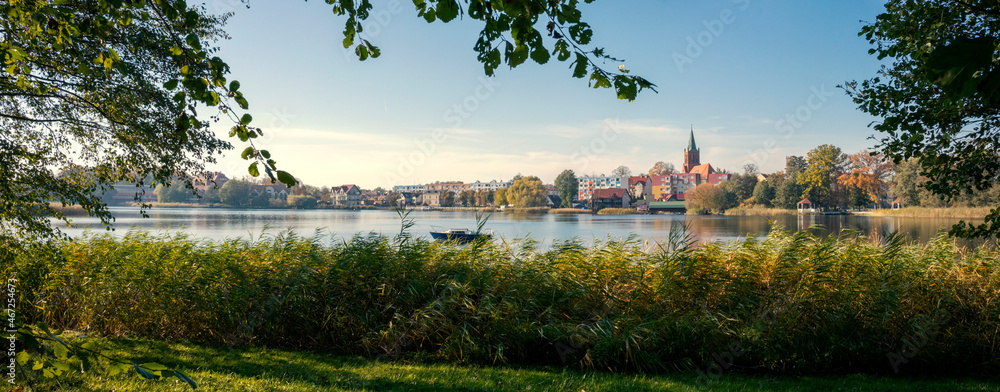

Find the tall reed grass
[[724, 207, 798, 216], [871, 206, 993, 219], [8, 226, 1000, 375], [596, 208, 638, 215]]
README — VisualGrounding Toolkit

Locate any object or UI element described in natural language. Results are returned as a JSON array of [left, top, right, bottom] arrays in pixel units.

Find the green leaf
[[571, 52, 588, 78], [52, 341, 69, 359], [140, 362, 170, 371], [229, 80, 240, 92], [234, 95, 249, 110], [260, 149, 271, 159], [276, 170, 296, 186], [240, 147, 255, 160], [248, 162, 259, 177], [240, 113, 252, 125], [164, 79, 178, 90], [15, 351, 31, 365], [108, 362, 130, 376], [530, 46, 550, 65]]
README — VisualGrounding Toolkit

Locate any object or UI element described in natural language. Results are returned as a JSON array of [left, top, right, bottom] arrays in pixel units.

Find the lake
[[52, 207, 988, 247]]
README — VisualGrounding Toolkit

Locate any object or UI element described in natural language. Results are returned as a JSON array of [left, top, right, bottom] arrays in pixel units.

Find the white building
[[469, 180, 511, 192], [577, 176, 626, 200], [392, 184, 426, 193]]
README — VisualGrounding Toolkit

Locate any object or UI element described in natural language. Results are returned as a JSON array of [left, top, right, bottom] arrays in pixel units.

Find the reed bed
[[724, 207, 798, 216], [549, 208, 592, 214], [503, 207, 550, 214], [870, 206, 993, 219], [9, 227, 1000, 375], [596, 208, 638, 215]]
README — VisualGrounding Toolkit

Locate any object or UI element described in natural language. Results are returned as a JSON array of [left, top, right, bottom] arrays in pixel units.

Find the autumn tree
[[507, 176, 547, 207], [685, 183, 728, 213], [648, 161, 675, 177], [846, 0, 1000, 237], [837, 151, 895, 206], [554, 169, 578, 207]]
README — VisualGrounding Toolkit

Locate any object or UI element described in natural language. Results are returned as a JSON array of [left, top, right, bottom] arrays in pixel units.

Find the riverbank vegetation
[[723, 207, 798, 216], [596, 208, 638, 215], [9, 226, 1000, 382], [549, 208, 591, 214], [869, 207, 994, 219]]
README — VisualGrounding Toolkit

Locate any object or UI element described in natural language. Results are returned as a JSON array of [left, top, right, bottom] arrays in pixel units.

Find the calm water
[[53, 207, 989, 247]]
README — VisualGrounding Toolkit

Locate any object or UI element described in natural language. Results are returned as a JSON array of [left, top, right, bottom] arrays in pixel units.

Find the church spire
[[686, 126, 699, 152]]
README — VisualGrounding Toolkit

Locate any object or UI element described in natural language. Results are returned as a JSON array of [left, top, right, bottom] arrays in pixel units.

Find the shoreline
[[72, 203, 997, 220]]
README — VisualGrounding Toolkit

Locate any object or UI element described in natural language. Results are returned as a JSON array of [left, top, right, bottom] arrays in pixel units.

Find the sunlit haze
[[206, 0, 887, 189]]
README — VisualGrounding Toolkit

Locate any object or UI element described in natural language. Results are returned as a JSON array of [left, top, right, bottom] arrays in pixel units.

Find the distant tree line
[[685, 144, 999, 214]]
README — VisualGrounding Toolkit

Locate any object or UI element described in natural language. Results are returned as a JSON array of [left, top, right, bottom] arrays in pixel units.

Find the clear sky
[[204, 0, 889, 189]]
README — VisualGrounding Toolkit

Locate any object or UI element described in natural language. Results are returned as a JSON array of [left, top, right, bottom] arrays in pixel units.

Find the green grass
[[19, 337, 1000, 391]]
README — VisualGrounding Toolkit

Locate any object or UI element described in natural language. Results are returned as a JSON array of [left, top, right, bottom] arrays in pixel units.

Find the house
[[629, 175, 653, 201], [546, 194, 562, 207], [331, 184, 362, 207], [707, 173, 732, 185], [250, 184, 291, 200], [422, 192, 441, 207], [592, 188, 630, 209]]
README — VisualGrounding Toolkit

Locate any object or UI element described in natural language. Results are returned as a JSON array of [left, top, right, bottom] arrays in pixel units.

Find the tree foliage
[[219, 179, 252, 207], [685, 183, 727, 213], [752, 179, 776, 208], [494, 188, 508, 207], [846, 0, 1000, 237], [155, 184, 190, 204], [797, 144, 846, 207], [554, 169, 578, 207], [507, 175, 547, 207], [837, 151, 895, 205]]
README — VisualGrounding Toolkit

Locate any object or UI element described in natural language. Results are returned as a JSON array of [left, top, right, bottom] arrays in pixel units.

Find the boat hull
[[430, 231, 490, 244]]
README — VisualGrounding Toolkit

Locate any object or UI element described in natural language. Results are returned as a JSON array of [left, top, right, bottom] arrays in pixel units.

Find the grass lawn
[[19, 338, 1000, 392]]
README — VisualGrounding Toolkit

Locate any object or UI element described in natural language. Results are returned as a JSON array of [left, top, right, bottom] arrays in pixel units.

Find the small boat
[[430, 228, 492, 244]]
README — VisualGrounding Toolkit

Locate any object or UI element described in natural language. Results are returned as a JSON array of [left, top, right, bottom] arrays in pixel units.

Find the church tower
[[682, 126, 700, 173]]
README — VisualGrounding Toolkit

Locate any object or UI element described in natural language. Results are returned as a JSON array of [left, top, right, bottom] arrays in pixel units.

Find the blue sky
[[205, 0, 889, 189]]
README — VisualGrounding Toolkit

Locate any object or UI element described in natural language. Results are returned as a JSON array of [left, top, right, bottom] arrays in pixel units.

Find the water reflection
[[54, 207, 989, 248]]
